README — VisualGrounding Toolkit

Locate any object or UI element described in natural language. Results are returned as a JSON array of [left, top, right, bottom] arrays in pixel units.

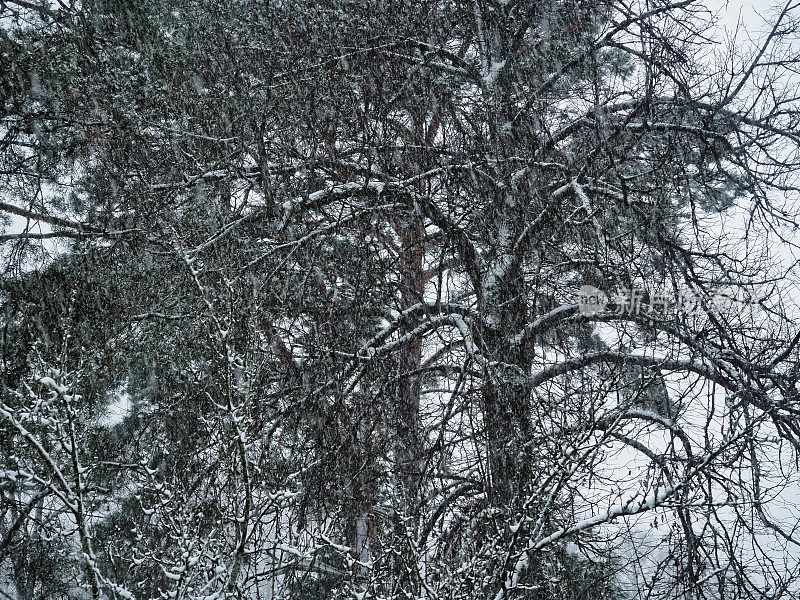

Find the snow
[[37, 376, 70, 395], [98, 390, 131, 428], [483, 59, 506, 87]]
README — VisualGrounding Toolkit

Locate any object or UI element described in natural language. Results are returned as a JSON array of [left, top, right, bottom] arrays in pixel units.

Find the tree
[[2, 0, 800, 599]]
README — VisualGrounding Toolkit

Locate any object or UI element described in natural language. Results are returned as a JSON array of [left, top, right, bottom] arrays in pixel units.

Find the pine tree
[[2, 1, 800, 599]]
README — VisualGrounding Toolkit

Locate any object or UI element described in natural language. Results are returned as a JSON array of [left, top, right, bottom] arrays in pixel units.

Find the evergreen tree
[[2, 1, 800, 599]]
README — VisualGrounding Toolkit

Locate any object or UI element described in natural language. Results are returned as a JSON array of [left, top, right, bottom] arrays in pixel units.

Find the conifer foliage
[[2, 1, 800, 598]]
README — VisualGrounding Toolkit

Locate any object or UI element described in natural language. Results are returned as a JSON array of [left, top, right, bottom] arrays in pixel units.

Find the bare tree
[[2, 1, 800, 599]]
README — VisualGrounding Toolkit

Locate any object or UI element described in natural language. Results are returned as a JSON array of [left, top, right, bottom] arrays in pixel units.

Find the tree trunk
[[481, 228, 533, 507], [394, 215, 425, 513]]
